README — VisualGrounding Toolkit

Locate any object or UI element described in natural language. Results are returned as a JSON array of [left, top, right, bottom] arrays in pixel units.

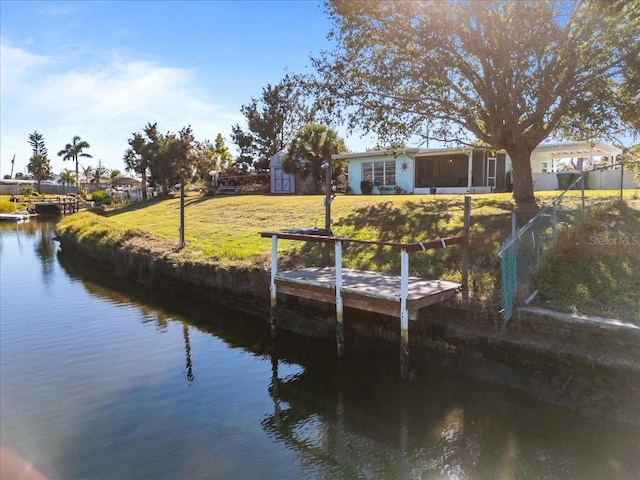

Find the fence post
[[552, 202, 558, 245], [461, 196, 471, 301]]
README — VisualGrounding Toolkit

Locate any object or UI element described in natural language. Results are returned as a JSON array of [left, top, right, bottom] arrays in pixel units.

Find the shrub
[[360, 179, 373, 194], [91, 190, 108, 202]]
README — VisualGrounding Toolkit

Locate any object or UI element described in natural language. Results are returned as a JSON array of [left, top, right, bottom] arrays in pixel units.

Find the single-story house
[[269, 151, 296, 194], [335, 141, 634, 194], [335, 147, 507, 195]]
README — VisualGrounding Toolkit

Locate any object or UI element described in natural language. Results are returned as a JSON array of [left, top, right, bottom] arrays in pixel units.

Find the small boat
[[0, 213, 32, 222]]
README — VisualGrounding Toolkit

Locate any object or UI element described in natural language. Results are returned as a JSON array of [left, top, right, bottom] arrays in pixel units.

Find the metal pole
[[325, 161, 332, 232], [179, 182, 185, 249], [620, 161, 624, 202], [335, 240, 344, 357], [582, 144, 592, 218]]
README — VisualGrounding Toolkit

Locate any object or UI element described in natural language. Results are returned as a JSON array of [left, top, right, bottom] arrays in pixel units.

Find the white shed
[[269, 151, 296, 194]]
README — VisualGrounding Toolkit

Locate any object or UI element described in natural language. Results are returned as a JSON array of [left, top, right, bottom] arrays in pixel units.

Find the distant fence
[[532, 163, 639, 192], [0, 182, 79, 196], [498, 163, 639, 321]]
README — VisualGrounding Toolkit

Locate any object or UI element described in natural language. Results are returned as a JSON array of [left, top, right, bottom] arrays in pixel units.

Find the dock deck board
[[276, 267, 460, 320]]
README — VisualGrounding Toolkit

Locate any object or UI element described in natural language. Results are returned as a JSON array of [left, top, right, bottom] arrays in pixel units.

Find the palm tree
[[91, 163, 109, 188], [58, 136, 92, 188], [58, 168, 76, 186], [81, 165, 93, 189], [282, 124, 347, 194]]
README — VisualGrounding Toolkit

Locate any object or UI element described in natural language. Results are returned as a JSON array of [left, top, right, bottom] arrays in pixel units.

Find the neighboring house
[[111, 176, 142, 189], [269, 151, 296, 194], [336, 147, 507, 195], [528, 142, 635, 191], [336, 141, 634, 194]]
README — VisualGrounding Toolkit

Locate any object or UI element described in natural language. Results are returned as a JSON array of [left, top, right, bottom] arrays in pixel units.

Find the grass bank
[[53, 191, 640, 323]]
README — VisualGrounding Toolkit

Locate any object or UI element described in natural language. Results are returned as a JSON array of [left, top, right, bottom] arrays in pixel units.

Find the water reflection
[[183, 322, 194, 384], [34, 222, 57, 282], [263, 342, 639, 479], [0, 220, 57, 282], [0, 219, 37, 256]]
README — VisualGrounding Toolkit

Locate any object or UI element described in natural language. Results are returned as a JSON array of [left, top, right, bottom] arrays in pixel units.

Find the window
[[542, 161, 548, 173], [362, 161, 396, 186]]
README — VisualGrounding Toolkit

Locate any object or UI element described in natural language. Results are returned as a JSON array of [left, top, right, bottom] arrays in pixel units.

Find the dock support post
[[400, 247, 410, 379], [270, 235, 278, 337], [335, 240, 344, 358], [462, 196, 471, 301]]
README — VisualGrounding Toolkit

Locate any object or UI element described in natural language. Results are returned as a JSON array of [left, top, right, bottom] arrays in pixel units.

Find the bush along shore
[[55, 192, 640, 423]]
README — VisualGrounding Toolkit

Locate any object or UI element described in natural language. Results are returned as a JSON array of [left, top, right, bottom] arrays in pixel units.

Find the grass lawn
[[50, 190, 640, 323]]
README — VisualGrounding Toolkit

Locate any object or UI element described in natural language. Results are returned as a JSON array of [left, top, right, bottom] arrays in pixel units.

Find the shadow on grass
[[282, 198, 515, 304]]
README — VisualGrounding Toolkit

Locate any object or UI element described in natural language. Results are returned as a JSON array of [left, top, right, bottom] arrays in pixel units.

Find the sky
[[0, 0, 375, 178]]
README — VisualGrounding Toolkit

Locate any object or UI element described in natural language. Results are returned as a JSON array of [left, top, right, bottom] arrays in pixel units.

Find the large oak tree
[[312, 0, 639, 208]]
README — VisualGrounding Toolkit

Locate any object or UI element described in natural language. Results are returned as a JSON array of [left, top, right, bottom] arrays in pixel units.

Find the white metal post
[[335, 240, 344, 357], [400, 247, 410, 378], [270, 234, 278, 335]]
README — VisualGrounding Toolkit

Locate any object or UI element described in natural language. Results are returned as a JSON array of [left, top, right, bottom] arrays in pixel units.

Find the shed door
[[273, 167, 291, 192]]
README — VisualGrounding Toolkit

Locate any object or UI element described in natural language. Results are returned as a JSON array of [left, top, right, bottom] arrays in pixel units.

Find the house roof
[[333, 141, 621, 161], [112, 177, 141, 186], [332, 148, 425, 160], [269, 150, 286, 168]]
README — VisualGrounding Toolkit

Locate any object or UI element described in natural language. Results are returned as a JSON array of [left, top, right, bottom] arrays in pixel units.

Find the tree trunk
[[141, 171, 148, 199], [507, 147, 537, 211]]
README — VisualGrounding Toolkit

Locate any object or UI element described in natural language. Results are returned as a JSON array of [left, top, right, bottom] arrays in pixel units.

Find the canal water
[[1, 219, 638, 480]]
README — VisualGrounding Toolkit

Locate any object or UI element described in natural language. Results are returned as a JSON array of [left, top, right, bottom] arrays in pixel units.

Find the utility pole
[[9, 155, 15, 178]]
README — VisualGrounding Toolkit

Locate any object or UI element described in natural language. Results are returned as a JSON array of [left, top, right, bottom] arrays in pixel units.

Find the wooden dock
[[32, 197, 80, 215], [275, 267, 459, 320], [260, 196, 471, 378]]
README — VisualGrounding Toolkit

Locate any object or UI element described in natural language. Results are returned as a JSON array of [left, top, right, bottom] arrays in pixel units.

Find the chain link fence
[[498, 162, 639, 321]]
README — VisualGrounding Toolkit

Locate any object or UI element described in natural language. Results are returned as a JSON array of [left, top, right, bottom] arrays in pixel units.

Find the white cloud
[[0, 41, 52, 86], [0, 42, 243, 177]]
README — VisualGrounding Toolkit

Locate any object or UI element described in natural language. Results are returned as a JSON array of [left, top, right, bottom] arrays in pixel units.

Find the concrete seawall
[[57, 231, 640, 424]]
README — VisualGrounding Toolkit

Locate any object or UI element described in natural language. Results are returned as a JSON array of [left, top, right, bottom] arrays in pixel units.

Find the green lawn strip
[[534, 198, 640, 322], [52, 191, 639, 322]]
